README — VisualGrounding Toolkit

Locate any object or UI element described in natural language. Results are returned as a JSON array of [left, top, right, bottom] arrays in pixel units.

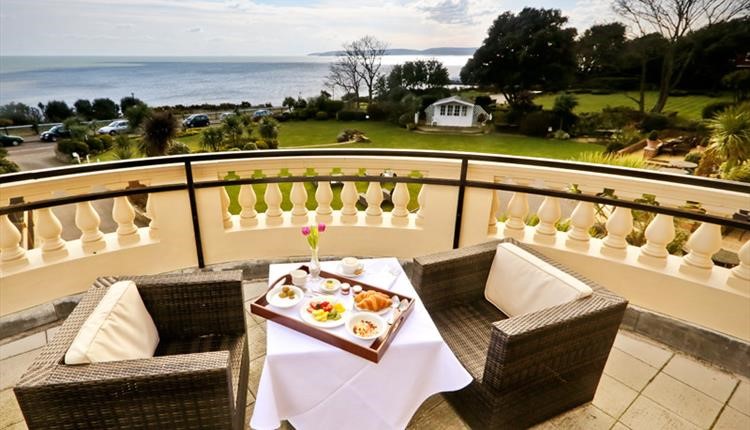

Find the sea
[[0, 55, 471, 108]]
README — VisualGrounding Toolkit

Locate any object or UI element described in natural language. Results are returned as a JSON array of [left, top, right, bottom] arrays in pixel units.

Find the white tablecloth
[[250, 258, 472, 430]]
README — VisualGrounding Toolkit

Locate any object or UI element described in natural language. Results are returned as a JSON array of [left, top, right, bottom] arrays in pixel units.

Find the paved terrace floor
[[2, 279, 749, 430]]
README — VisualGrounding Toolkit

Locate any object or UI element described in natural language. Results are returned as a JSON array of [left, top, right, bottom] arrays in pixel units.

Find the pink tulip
[[318, 223, 326, 233], [301, 226, 311, 236]]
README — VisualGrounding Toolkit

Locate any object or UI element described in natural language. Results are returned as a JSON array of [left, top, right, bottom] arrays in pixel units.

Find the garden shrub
[[86, 137, 106, 153], [640, 113, 670, 131], [336, 110, 367, 121], [337, 129, 368, 142], [57, 140, 90, 156], [519, 111, 554, 137], [242, 143, 258, 150], [315, 111, 329, 120], [605, 142, 626, 153], [266, 139, 279, 149], [167, 141, 191, 155], [552, 129, 570, 140], [398, 113, 413, 128], [701, 102, 734, 119], [366, 103, 389, 121], [725, 164, 750, 183], [255, 140, 269, 150], [684, 152, 703, 164]]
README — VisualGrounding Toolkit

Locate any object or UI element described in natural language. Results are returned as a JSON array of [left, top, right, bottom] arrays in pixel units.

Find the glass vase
[[309, 245, 321, 281]]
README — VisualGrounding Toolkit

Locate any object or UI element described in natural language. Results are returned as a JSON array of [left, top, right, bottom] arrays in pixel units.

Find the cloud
[[115, 23, 133, 29], [187, 26, 203, 32], [419, 0, 474, 24]]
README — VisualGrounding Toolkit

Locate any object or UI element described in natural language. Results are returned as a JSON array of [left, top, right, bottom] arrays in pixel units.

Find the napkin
[[366, 270, 399, 290]]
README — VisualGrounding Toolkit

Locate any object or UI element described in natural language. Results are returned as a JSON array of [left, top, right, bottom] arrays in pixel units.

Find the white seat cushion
[[484, 243, 593, 317], [65, 280, 160, 365]]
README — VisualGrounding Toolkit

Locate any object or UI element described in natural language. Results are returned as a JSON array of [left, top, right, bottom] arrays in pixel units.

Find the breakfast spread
[[354, 290, 391, 312], [352, 319, 378, 337]]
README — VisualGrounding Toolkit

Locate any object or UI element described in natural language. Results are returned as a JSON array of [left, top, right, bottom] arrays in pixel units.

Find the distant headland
[[308, 47, 477, 56]]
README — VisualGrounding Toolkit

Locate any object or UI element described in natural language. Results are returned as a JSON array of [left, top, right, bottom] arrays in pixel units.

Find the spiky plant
[[706, 104, 750, 175], [139, 111, 177, 157]]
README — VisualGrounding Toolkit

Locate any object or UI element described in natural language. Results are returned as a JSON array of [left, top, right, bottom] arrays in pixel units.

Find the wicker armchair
[[411, 239, 627, 429], [14, 271, 249, 430]]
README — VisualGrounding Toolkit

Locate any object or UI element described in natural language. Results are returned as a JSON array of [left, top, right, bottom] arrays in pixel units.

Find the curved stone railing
[[1, 149, 748, 340]]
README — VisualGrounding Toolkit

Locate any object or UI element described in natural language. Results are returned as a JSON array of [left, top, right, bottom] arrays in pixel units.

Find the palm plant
[[222, 115, 244, 148], [113, 135, 133, 160], [706, 104, 750, 175], [201, 128, 224, 152], [139, 111, 177, 157]]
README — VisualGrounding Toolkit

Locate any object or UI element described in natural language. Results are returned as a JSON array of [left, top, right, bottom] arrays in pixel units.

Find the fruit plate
[[299, 296, 347, 328], [250, 265, 415, 363], [265, 285, 304, 308]]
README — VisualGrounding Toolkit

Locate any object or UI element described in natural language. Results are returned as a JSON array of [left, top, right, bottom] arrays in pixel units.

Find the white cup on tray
[[341, 257, 361, 276]]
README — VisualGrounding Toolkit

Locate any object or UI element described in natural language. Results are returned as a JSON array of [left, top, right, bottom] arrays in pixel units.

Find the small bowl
[[319, 278, 341, 294], [265, 285, 304, 308], [346, 313, 386, 340]]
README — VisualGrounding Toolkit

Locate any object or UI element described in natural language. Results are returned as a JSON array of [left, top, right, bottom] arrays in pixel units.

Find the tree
[[706, 104, 750, 176], [201, 128, 225, 152], [552, 93, 579, 130], [91, 98, 119, 120], [345, 36, 387, 103], [386, 59, 450, 91], [258, 117, 279, 141], [622, 33, 668, 112], [326, 55, 362, 108], [576, 23, 627, 78], [723, 70, 750, 102], [460, 8, 577, 109], [0, 102, 43, 125], [140, 111, 177, 156], [120, 96, 144, 114], [124, 103, 152, 132], [74, 99, 94, 120], [222, 115, 245, 148], [614, 0, 749, 113], [282, 97, 297, 109], [40, 100, 74, 122]]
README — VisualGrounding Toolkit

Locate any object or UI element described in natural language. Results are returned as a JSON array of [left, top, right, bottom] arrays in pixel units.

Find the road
[[5, 141, 118, 241]]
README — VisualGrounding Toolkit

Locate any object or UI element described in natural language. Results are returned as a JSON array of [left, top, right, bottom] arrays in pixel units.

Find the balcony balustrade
[[1, 149, 748, 342]]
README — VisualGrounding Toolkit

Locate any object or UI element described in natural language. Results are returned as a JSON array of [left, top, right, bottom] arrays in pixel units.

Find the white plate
[[318, 278, 341, 294], [265, 285, 304, 308], [299, 297, 347, 328], [336, 263, 365, 278], [353, 292, 396, 315], [346, 313, 387, 340]]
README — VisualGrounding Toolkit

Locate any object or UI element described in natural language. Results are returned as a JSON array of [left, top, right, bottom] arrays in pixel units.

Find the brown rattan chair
[[14, 271, 249, 430], [411, 239, 628, 429]]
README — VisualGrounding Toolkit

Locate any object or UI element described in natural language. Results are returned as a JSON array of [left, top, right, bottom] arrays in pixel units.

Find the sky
[[0, 0, 619, 56]]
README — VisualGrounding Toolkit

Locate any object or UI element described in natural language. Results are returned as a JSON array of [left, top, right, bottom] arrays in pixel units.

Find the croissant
[[355, 290, 391, 311]]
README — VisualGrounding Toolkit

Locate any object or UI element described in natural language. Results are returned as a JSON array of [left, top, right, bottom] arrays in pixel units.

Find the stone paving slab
[[2, 311, 749, 429]]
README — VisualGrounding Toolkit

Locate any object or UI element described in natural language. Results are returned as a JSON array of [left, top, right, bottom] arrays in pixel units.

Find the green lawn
[[533, 91, 732, 120], [96, 120, 601, 214]]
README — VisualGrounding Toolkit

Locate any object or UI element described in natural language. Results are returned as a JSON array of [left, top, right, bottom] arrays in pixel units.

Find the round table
[[669, 160, 698, 169]]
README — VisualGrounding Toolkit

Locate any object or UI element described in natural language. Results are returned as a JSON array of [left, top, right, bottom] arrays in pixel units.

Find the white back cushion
[[65, 280, 160, 365], [484, 243, 593, 317]]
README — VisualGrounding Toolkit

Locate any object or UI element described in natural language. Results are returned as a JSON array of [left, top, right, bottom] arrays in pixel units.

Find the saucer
[[337, 263, 365, 278]]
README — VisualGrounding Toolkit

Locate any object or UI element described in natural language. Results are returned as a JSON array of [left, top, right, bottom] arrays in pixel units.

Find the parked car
[[40, 125, 71, 142], [0, 134, 24, 147], [97, 120, 130, 136], [182, 114, 210, 128], [253, 109, 272, 118]]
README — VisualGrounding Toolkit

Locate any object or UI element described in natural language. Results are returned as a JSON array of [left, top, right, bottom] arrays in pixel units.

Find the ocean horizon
[[0, 55, 471, 108]]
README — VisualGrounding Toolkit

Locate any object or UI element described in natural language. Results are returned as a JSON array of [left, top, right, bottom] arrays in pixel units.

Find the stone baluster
[[502, 192, 528, 239], [365, 173, 384, 224], [238, 184, 258, 227], [340, 168, 359, 224], [681, 223, 722, 271], [0, 215, 27, 264], [639, 214, 675, 263], [488, 190, 500, 235], [289, 168, 308, 225], [566, 201, 595, 248], [112, 196, 138, 244], [220, 187, 233, 229], [727, 240, 750, 292], [391, 182, 410, 226], [534, 196, 561, 243], [146, 194, 159, 239], [315, 176, 333, 224], [602, 207, 633, 254], [264, 171, 283, 226], [36, 207, 67, 257], [415, 184, 427, 226], [75, 201, 106, 253]]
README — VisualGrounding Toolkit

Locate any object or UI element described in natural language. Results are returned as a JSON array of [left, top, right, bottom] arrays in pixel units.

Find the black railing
[[1, 149, 748, 268]]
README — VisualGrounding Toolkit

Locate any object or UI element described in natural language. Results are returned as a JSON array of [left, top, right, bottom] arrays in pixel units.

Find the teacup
[[341, 257, 360, 275], [290, 269, 307, 287]]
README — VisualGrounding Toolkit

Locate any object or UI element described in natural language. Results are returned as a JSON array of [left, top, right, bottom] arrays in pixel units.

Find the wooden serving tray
[[250, 265, 415, 363]]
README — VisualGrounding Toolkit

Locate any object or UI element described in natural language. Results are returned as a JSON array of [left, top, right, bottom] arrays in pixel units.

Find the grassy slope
[[533, 91, 733, 120]]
